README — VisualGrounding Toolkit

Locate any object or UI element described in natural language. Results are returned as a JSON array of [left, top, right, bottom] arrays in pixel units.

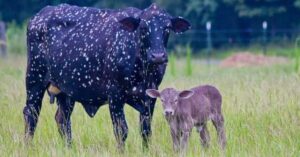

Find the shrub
[[6, 22, 27, 55]]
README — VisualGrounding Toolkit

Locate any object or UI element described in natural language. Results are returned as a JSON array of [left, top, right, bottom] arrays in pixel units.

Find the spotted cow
[[23, 3, 190, 149]]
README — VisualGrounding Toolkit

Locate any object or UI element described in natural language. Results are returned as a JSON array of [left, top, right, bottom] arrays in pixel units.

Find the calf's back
[[178, 85, 222, 124]]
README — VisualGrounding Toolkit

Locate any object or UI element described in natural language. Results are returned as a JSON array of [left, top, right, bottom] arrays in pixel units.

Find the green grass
[[0, 56, 299, 157], [189, 43, 297, 60]]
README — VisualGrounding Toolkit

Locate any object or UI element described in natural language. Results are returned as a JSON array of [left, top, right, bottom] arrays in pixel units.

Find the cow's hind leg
[[23, 82, 47, 142], [55, 93, 74, 146], [197, 124, 210, 148], [24, 22, 48, 142], [23, 50, 48, 141], [23, 70, 47, 142], [140, 99, 155, 148], [212, 114, 226, 149]]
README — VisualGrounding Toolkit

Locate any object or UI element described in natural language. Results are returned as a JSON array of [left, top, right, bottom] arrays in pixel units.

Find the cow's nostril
[[151, 54, 156, 59]]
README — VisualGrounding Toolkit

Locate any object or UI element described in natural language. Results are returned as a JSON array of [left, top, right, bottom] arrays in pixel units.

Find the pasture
[[0, 56, 299, 156]]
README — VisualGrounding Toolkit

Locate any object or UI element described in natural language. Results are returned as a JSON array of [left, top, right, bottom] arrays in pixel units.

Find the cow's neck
[[143, 61, 165, 88], [139, 47, 167, 89]]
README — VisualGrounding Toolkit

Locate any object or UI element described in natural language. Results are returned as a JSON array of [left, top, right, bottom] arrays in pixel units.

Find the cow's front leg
[[109, 97, 127, 151], [55, 93, 74, 146], [140, 99, 155, 148]]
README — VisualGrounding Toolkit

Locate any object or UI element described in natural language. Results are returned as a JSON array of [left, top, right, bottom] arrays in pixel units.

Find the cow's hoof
[[142, 140, 150, 151], [65, 140, 73, 148], [117, 142, 125, 153], [24, 132, 33, 145]]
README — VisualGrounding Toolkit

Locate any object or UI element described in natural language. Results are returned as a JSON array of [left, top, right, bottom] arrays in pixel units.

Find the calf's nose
[[164, 110, 174, 116]]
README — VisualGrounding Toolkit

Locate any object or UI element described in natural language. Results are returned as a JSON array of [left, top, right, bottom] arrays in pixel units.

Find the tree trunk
[[0, 21, 7, 58]]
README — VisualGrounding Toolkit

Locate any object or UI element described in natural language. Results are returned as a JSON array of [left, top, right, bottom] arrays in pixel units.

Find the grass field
[[0, 56, 299, 157]]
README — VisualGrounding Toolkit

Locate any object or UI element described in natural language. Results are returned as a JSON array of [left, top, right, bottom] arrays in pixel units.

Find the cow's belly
[[50, 77, 109, 117], [62, 84, 107, 102]]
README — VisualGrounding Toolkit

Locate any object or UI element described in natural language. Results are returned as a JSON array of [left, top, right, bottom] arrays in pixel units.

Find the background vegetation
[[1, 0, 300, 51]]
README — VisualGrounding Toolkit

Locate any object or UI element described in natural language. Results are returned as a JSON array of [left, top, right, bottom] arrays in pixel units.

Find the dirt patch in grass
[[220, 52, 289, 67]]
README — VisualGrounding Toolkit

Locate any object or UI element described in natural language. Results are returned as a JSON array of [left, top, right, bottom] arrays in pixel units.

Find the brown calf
[[146, 85, 226, 151]]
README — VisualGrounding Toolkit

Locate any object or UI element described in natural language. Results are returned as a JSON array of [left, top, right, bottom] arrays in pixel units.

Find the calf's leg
[[198, 124, 210, 148], [180, 131, 191, 152], [212, 114, 226, 149], [170, 129, 180, 152], [55, 93, 74, 146]]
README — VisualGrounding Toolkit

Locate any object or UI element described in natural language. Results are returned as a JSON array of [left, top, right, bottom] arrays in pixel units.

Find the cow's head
[[146, 88, 194, 119], [139, 3, 191, 64]]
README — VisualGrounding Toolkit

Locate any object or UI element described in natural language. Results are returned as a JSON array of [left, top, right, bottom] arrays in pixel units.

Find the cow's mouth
[[150, 58, 168, 65]]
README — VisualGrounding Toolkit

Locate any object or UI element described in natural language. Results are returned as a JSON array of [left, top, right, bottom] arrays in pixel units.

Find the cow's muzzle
[[150, 53, 168, 64]]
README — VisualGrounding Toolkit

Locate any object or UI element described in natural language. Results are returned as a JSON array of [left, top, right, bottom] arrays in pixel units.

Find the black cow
[[23, 3, 190, 149]]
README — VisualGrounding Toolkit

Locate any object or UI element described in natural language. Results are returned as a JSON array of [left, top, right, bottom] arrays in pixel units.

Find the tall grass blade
[[169, 52, 176, 76], [186, 45, 192, 76]]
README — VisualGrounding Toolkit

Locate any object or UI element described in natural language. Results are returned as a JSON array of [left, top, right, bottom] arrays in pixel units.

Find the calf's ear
[[171, 17, 191, 33], [146, 89, 160, 98], [119, 17, 140, 32], [179, 90, 194, 99]]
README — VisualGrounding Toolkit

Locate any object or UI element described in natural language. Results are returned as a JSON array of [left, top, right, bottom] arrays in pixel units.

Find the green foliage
[[6, 22, 26, 55], [1, 0, 300, 51], [185, 45, 192, 76], [295, 0, 300, 8], [184, 0, 218, 24], [224, 0, 288, 17], [169, 52, 176, 76], [295, 37, 300, 72]]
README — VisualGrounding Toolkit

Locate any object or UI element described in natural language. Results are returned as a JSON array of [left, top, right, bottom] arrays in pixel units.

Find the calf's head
[[146, 88, 194, 118], [139, 3, 191, 64]]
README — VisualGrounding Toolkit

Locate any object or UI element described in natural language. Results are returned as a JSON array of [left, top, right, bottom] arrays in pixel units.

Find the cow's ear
[[178, 90, 194, 99], [146, 89, 160, 98], [119, 17, 140, 32], [171, 17, 191, 33]]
